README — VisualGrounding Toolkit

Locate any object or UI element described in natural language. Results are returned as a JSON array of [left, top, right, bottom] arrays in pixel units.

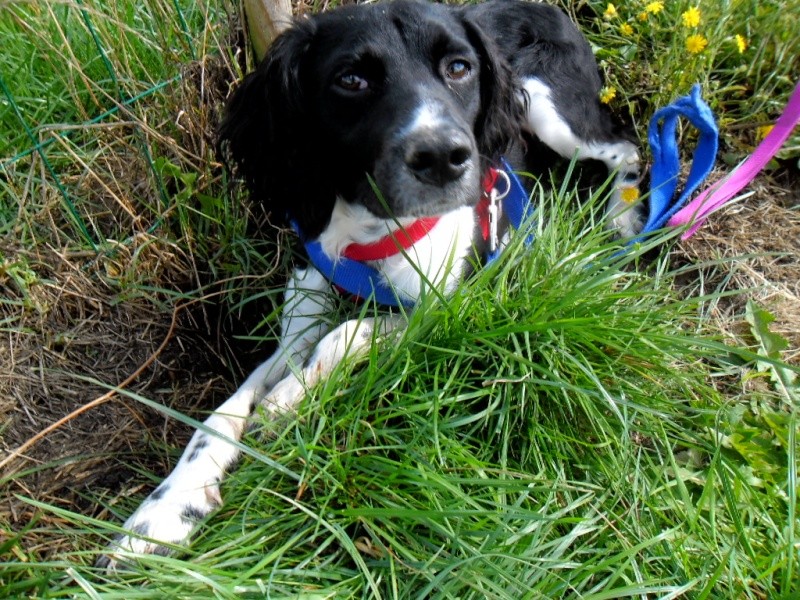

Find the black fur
[[218, 0, 530, 239], [185, 434, 209, 463], [217, 0, 642, 246]]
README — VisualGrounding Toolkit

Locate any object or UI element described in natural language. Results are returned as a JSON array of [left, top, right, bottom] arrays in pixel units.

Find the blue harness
[[294, 157, 532, 308]]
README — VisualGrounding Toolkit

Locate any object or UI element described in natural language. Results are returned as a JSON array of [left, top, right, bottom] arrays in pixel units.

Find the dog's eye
[[444, 59, 472, 81], [336, 72, 369, 92]]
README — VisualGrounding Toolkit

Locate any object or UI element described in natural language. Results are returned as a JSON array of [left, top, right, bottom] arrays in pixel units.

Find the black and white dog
[[98, 0, 642, 569]]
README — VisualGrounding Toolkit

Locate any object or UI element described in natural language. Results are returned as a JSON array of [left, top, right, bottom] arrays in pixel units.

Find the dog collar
[[295, 158, 532, 308], [341, 216, 441, 261]]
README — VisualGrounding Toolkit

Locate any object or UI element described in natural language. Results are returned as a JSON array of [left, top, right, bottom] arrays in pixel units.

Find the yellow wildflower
[[685, 34, 708, 54], [735, 34, 747, 53], [682, 7, 701, 27], [620, 187, 640, 204], [645, 1, 664, 14], [604, 3, 617, 19], [756, 124, 774, 141], [637, 11, 649, 21], [620, 22, 634, 36], [599, 86, 617, 104]]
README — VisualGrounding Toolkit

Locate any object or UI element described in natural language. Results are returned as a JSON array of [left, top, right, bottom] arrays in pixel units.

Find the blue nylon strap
[[644, 84, 718, 233], [302, 236, 411, 308], [296, 159, 533, 308], [499, 158, 534, 234]]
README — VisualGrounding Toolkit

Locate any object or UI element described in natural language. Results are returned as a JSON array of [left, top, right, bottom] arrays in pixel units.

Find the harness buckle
[[487, 169, 511, 253]]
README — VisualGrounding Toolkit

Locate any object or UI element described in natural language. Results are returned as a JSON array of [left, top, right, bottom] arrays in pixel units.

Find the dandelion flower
[[645, 2, 664, 14], [604, 3, 617, 19], [637, 11, 649, 21], [620, 22, 634, 36], [682, 7, 701, 27], [620, 187, 640, 204], [756, 124, 774, 141], [686, 34, 708, 53], [735, 34, 747, 53], [599, 86, 617, 104]]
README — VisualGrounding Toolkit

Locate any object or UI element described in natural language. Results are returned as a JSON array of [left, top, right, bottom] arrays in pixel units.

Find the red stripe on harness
[[341, 217, 441, 261], [340, 167, 500, 262], [476, 167, 499, 241]]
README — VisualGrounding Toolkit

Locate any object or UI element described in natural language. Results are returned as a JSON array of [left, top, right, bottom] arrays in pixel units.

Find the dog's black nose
[[404, 130, 472, 186]]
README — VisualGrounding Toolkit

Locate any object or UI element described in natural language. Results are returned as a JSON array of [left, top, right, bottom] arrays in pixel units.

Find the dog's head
[[218, 0, 523, 239]]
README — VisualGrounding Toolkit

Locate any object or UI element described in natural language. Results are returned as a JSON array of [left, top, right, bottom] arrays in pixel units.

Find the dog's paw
[[613, 201, 646, 239], [96, 477, 222, 572], [607, 187, 646, 239]]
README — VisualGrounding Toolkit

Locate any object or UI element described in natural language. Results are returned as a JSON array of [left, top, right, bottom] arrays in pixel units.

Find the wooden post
[[243, 0, 293, 62]]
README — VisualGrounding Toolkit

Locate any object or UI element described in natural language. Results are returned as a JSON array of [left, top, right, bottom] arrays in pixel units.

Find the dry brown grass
[[674, 168, 800, 363], [0, 48, 281, 554], [0, 223, 243, 529]]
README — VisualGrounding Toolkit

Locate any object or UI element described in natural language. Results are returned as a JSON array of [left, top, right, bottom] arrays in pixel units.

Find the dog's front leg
[[97, 268, 333, 571], [263, 313, 405, 414]]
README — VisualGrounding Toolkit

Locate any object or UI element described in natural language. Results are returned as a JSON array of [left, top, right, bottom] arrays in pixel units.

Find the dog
[[97, 0, 642, 569]]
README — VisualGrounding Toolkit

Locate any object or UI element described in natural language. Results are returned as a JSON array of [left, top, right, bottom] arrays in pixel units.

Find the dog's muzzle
[[403, 126, 474, 187]]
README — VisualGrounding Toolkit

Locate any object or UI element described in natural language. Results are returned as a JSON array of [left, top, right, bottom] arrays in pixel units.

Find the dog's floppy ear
[[217, 21, 318, 228], [461, 15, 524, 167]]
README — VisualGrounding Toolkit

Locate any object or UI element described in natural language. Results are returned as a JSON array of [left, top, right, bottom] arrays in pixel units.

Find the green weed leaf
[[745, 299, 797, 396]]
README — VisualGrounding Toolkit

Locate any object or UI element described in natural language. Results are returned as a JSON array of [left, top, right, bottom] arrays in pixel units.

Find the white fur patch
[[521, 77, 643, 237], [522, 77, 639, 171], [318, 201, 419, 257], [377, 205, 475, 303], [401, 99, 448, 138]]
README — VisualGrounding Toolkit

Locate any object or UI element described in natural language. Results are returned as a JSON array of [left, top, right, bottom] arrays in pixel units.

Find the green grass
[[1, 0, 208, 154], [1, 0, 799, 597], [4, 188, 799, 597]]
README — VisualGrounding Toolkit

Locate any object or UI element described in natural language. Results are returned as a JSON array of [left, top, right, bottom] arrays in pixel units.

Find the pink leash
[[668, 81, 800, 239]]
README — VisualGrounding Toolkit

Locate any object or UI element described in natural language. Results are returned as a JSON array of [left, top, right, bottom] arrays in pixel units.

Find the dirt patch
[[673, 165, 800, 362], [0, 239, 237, 537]]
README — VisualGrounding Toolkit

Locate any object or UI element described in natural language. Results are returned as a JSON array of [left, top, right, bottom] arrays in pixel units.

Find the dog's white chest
[[318, 200, 477, 304]]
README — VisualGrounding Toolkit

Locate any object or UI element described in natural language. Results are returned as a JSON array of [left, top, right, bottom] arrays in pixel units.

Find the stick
[[244, 0, 293, 62]]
